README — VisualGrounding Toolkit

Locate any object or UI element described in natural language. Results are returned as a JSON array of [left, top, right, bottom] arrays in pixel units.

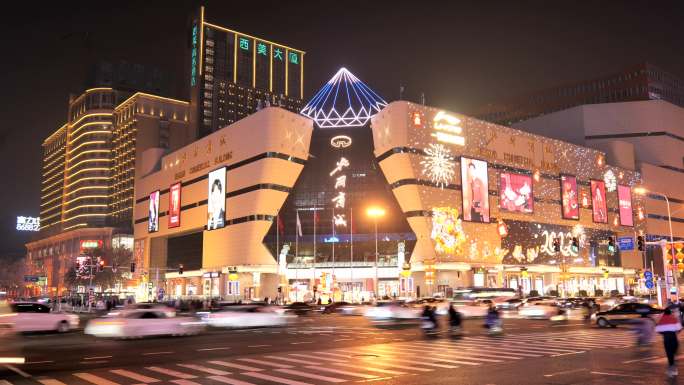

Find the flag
[[296, 211, 303, 237], [277, 215, 284, 236]]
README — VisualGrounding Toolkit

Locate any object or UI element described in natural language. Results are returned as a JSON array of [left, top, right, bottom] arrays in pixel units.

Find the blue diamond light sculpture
[[301, 67, 388, 128]]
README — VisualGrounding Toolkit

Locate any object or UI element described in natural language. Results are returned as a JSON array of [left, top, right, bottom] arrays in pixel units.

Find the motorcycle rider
[[448, 304, 462, 334], [485, 304, 502, 332], [422, 305, 438, 331]]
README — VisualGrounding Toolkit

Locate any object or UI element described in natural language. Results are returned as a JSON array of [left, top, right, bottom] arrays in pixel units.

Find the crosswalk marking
[[266, 356, 315, 365], [371, 345, 501, 363], [431, 342, 541, 357], [402, 342, 520, 360], [146, 366, 197, 379], [237, 358, 294, 368], [110, 369, 160, 383], [242, 371, 314, 385], [170, 380, 202, 385], [276, 368, 347, 383], [177, 363, 230, 375], [303, 365, 379, 379], [331, 362, 407, 375], [208, 360, 265, 372], [73, 373, 121, 385], [289, 353, 347, 363], [335, 352, 457, 369], [207, 375, 258, 385], [37, 380, 68, 385], [359, 346, 482, 366]]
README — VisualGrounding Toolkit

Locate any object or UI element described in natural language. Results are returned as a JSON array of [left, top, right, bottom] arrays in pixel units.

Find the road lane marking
[[290, 341, 312, 345], [621, 355, 661, 364], [276, 368, 347, 383], [4, 365, 31, 378], [208, 360, 264, 371], [25, 361, 55, 365], [207, 376, 257, 385], [237, 358, 293, 368], [197, 347, 231, 351], [304, 365, 379, 379], [333, 338, 352, 342], [110, 369, 160, 383], [266, 356, 314, 365], [143, 351, 174, 356], [247, 345, 271, 348], [177, 363, 230, 375], [73, 373, 120, 385], [590, 371, 641, 378], [332, 362, 406, 375], [543, 368, 588, 377], [242, 371, 314, 385], [84, 356, 112, 360], [37, 380, 68, 385], [170, 380, 202, 385], [146, 367, 197, 379]]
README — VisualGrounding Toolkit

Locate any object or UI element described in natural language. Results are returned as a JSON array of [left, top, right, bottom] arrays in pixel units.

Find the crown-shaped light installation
[[301, 67, 388, 128]]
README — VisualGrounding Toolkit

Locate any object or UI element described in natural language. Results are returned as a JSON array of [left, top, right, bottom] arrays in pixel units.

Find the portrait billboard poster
[[499, 172, 533, 213], [560, 175, 579, 220], [168, 183, 182, 228], [461, 157, 490, 223], [207, 167, 226, 230], [617, 185, 634, 227], [591, 180, 608, 223], [148, 190, 160, 232]]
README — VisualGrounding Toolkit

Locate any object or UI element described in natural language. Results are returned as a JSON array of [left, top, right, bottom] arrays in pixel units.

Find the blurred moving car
[[451, 300, 490, 318], [322, 302, 368, 315], [85, 309, 203, 338], [364, 301, 421, 321], [202, 305, 289, 328], [1, 302, 79, 333], [0, 301, 25, 364], [519, 300, 566, 320], [411, 298, 450, 315], [593, 303, 663, 328], [283, 302, 314, 316]]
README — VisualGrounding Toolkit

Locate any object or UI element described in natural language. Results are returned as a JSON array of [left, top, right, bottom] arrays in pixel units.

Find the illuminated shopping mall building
[[133, 68, 646, 303]]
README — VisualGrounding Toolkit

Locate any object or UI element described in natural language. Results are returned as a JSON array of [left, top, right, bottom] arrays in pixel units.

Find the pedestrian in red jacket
[[656, 308, 682, 377]]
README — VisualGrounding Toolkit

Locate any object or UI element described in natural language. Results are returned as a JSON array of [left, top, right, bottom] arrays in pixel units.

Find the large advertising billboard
[[168, 183, 182, 228], [560, 175, 580, 220], [590, 180, 608, 224], [148, 190, 160, 233], [499, 172, 533, 213], [207, 167, 226, 230], [461, 157, 490, 223], [617, 185, 634, 227]]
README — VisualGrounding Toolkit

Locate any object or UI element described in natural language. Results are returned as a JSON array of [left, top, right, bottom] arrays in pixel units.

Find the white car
[[0, 302, 79, 333], [364, 301, 421, 321], [202, 306, 290, 328], [451, 301, 490, 318], [85, 309, 203, 338], [519, 301, 566, 320]]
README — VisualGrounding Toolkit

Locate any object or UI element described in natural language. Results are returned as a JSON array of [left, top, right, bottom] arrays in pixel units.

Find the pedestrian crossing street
[[30, 329, 634, 385]]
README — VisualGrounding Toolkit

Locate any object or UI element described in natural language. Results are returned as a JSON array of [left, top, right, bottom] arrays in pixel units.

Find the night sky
[[1, 0, 682, 257]]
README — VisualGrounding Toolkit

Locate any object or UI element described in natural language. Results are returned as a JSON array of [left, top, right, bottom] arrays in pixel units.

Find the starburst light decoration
[[300, 68, 387, 128], [604, 169, 617, 192], [421, 143, 455, 188]]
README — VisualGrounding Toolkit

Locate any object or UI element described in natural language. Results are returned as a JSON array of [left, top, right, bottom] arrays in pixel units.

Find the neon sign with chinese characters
[[190, 24, 198, 87], [16, 216, 39, 231], [432, 111, 465, 146]]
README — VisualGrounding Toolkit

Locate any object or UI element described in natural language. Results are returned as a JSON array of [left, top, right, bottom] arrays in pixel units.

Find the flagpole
[[312, 209, 317, 301], [350, 207, 354, 303], [295, 209, 299, 302], [332, 207, 335, 285]]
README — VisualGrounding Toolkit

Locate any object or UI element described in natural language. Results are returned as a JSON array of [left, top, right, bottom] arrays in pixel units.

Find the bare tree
[[63, 246, 133, 292]]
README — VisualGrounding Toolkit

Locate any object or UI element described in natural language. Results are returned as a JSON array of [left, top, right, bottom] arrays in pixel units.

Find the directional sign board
[[618, 237, 634, 251]]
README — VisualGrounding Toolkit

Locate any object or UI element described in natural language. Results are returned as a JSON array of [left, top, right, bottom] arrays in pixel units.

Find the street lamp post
[[366, 207, 386, 299], [635, 187, 678, 297]]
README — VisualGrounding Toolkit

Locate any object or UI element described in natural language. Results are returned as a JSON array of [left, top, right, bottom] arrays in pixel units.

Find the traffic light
[[553, 238, 561, 253], [130, 262, 136, 273], [571, 237, 579, 253], [178, 264, 184, 275], [607, 237, 615, 254], [637, 236, 645, 251]]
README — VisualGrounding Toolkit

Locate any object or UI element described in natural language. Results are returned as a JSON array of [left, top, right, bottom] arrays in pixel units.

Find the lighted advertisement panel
[[461, 157, 490, 223], [168, 183, 181, 228], [560, 175, 580, 220], [590, 180, 608, 224], [148, 190, 160, 233], [207, 167, 226, 230], [617, 185, 634, 227], [499, 172, 533, 213]]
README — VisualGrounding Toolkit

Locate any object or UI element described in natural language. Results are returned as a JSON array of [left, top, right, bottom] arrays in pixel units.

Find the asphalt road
[[0, 313, 679, 385]]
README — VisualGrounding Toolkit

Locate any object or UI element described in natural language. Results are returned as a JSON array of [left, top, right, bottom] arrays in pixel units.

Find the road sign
[[644, 271, 653, 280], [618, 237, 634, 251], [645, 280, 654, 289], [23, 275, 39, 282]]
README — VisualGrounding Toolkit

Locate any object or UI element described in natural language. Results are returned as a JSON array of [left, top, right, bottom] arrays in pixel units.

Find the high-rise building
[[472, 63, 684, 126], [40, 124, 68, 233], [189, 6, 305, 138]]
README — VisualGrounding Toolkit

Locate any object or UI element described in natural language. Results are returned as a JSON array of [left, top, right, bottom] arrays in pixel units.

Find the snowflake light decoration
[[421, 143, 455, 188], [603, 169, 617, 192]]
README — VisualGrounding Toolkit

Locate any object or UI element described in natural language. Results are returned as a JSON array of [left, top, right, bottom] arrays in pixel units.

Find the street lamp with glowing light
[[366, 206, 386, 298]]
